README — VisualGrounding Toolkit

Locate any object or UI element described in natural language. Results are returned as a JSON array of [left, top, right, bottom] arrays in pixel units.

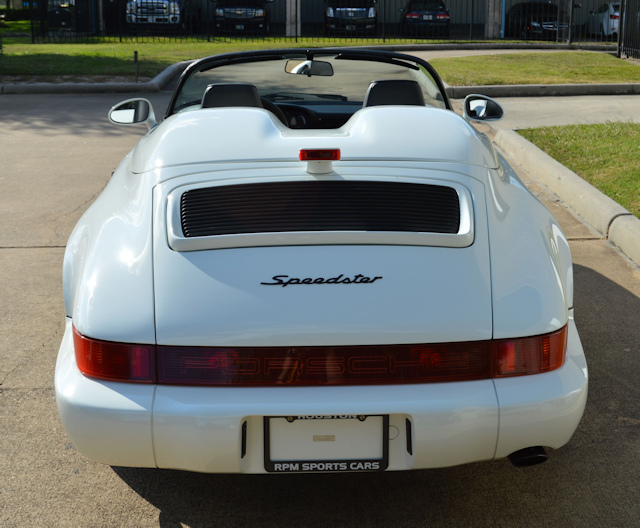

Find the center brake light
[[73, 325, 567, 386], [299, 149, 340, 161], [300, 149, 340, 175]]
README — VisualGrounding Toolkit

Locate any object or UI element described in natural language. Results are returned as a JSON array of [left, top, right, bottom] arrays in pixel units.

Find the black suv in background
[[399, 1, 451, 37], [212, 0, 274, 34], [325, 0, 377, 36], [505, 1, 569, 40]]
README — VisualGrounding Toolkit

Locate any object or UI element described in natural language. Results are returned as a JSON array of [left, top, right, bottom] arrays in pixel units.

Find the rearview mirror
[[285, 59, 334, 77], [108, 98, 158, 131]]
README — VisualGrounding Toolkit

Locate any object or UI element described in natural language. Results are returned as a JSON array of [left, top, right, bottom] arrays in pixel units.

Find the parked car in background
[[212, 0, 273, 35], [325, 0, 377, 36], [399, 1, 450, 38], [505, 1, 569, 40], [125, 0, 181, 26], [47, 4, 72, 31], [585, 2, 620, 38]]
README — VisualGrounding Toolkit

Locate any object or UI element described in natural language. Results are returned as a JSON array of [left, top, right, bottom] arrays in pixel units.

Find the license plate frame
[[236, 24, 245, 30], [264, 415, 389, 473], [346, 24, 356, 30]]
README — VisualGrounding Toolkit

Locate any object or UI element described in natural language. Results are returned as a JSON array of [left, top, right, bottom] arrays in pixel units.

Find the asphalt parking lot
[[1, 91, 640, 527]]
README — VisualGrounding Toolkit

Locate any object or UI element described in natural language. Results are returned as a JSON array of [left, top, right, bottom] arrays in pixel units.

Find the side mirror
[[108, 98, 158, 131], [463, 94, 504, 122]]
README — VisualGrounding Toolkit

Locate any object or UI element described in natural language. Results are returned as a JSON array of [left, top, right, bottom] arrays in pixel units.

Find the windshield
[[168, 50, 449, 120], [217, 0, 266, 6], [328, 0, 375, 6], [409, 2, 447, 10]]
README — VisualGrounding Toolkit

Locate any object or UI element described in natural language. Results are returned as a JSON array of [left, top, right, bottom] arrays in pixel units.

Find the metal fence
[[621, 0, 640, 58], [26, 0, 627, 44]]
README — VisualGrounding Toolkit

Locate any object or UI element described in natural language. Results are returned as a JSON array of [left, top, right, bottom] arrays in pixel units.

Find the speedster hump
[[130, 106, 500, 174]]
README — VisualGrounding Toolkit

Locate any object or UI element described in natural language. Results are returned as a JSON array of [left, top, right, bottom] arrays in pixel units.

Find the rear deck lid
[[152, 172, 492, 347]]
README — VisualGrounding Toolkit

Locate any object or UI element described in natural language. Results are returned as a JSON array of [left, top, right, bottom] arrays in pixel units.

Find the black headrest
[[201, 83, 263, 109], [363, 80, 426, 107]]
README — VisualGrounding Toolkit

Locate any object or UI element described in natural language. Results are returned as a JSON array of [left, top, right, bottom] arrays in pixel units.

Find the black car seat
[[363, 80, 425, 107], [201, 83, 288, 126]]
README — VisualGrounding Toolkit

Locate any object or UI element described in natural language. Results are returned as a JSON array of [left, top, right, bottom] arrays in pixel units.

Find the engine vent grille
[[180, 181, 460, 238]]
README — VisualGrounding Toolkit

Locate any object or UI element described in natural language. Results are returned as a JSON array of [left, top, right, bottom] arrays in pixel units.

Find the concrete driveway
[[490, 94, 640, 129], [1, 91, 640, 527]]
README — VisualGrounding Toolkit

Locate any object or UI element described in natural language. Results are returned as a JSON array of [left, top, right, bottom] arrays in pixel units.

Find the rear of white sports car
[[55, 50, 587, 474]]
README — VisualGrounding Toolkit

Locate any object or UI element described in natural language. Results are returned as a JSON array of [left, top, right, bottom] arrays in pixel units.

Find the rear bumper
[[326, 18, 377, 33], [215, 18, 268, 33], [126, 14, 180, 24], [402, 20, 449, 33], [55, 317, 587, 473]]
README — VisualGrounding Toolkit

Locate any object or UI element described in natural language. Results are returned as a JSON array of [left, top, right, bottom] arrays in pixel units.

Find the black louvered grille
[[180, 181, 460, 238]]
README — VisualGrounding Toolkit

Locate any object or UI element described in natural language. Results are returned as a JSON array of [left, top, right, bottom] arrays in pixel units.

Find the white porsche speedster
[[55, 49, 588, 474]]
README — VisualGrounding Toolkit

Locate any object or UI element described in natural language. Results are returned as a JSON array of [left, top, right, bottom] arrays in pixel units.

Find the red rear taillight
[[299, 149, 340, 161], [436, 13, 450, 20], [73, 325, 567, 386], [73, 327, 156, 383], [405, 13, 420, 19], [611, 14, 619, 19], [494, 325, 567, 377]]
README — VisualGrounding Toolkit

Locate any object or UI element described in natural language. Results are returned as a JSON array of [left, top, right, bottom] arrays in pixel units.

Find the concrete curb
[[609, 216, 640, 268], [447, 82, 640, 99], [5, 69, 634, 98], [494, 128, 640, 266], [0, 60, 193, 95], [368, 43, 617, 53]]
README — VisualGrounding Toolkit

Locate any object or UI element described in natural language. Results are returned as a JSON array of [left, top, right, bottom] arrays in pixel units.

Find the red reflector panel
[[73, 327, 156, 383], [299, 149, 340, 161], [157, 343, 493, 386], [494, 325, 567, 377]]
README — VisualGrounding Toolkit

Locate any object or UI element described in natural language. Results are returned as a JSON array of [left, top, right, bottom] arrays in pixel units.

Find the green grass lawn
[[0, 40, 319, 78], [430, 51, 640, 86], [0, 19, 31, 35], [0, 35, 441, 78], [1, 38, 637, 84], [519, 123, 640, 218]]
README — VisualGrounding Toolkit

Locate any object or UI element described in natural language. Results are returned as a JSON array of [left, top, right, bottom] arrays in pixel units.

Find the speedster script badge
[[261, 274, 383, 287]]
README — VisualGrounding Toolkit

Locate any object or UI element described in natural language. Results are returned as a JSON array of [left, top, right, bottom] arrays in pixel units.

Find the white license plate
[[423, 14, 433, 20], [264, 415, 388, 473], [236, 24, 244, 30]]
